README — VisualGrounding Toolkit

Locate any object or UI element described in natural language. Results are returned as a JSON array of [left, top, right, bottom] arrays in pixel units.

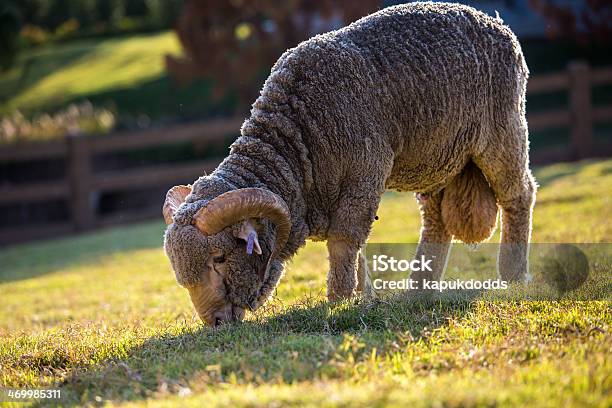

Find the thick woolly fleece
[[166, 2, 537, 303]]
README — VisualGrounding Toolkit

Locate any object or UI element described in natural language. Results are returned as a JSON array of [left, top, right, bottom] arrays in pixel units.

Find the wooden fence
[[0, 117, 243, 244], [527, 61, 612, 162], [1, 61, 611, 245]]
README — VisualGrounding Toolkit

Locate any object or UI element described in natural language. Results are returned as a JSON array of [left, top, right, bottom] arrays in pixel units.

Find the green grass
[[0, 159, 611, 407], [0, 32, 225, 120]]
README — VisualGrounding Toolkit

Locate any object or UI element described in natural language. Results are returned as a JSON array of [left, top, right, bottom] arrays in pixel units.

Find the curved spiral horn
[[193, 188, 291, 266], [163, 185, 192, 224]]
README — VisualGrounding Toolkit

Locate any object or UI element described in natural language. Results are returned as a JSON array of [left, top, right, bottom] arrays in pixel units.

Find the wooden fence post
[[568, 61, 592, 159], [67, 133, 94, 230]]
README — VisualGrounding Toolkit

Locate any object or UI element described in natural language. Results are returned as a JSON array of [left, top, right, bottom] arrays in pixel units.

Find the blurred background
[[0, 0, 610, 245]]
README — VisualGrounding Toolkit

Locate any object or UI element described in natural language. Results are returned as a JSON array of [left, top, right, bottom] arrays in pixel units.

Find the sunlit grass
[[0, 159, 610, 407], [0, 32, 182, 114]]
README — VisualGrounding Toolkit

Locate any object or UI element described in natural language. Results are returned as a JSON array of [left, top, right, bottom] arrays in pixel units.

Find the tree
[[166, 0, 380, 112], [529, 0, 612, 44], [0, 2, 21, 71]]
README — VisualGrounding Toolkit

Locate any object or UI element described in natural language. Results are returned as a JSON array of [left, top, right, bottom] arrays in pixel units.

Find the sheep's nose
[[212, 306, 245, 326], [212, 311, 232, 326]]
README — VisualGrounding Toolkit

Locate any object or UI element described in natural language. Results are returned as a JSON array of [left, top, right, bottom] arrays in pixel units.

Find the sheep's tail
[[441, 161, 498, 244]]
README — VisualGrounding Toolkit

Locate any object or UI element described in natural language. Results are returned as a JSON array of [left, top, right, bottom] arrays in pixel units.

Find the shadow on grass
[[0, 221, 165, 283], [52, 293, 478, 406]]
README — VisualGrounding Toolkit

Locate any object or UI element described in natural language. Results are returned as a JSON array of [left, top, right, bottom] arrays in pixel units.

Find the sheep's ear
[[235, 219, 262, 255], [163, 185, 191, 224]]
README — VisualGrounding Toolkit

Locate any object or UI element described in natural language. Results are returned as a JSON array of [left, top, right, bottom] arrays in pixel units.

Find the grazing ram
[[163, 2, 536, 326]]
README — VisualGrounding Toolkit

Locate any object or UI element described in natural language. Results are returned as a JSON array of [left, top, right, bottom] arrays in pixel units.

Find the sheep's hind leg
[[474, 120, 536, 282], [411, 191, 453, 288], [480, 164, 536, 282]]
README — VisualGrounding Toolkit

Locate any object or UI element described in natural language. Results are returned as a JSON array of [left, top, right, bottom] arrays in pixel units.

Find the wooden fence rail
[[527, 62, 612, 163], [1, 61, 611, 245], [0, 117, 242, 244]]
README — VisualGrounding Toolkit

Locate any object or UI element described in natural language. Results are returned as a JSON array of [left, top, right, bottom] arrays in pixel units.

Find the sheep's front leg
[[327, 243, 374, 300], [325, 162, 389, 301], [327, 238, 361, 301], [326, 187, 383, 301]]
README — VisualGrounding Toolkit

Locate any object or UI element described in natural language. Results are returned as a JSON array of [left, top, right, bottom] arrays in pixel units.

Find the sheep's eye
[[213, 254, 226, 264]]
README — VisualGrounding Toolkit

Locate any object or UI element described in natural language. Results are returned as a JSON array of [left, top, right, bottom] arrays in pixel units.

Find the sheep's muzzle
[[187, 283, 245, 326]]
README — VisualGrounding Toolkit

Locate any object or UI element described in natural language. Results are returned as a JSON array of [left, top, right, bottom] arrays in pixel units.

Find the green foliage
[[0, 160, 610, 406], [0, 2, 22, 71], [13, 0, 183, 39], [2, 0, 184, 71]]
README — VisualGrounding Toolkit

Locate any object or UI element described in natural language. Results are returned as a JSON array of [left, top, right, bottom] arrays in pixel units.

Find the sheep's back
[[269, 2, 526, 141], [248, 2, 528, 195]]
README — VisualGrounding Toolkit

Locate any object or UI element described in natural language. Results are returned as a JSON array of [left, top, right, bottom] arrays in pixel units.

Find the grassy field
[[0, 32, 221, 120], [0, 159, 611, 407]]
